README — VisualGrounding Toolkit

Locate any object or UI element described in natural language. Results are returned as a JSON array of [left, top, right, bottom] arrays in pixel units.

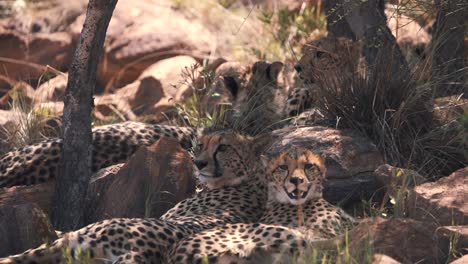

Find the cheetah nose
[[289, 176, 304, 186], [194, 160, 208, 170], [294, 64, 302, 73]]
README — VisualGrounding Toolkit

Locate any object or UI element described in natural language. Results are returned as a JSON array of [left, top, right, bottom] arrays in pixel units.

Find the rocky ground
[[0, 0, 466, 263]]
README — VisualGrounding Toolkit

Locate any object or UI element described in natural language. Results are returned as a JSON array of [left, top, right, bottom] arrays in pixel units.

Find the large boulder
[[84, 137, 196, 224], [451, 255, 468, 264], [0, 31, 73, 82], [33, 73, 68, 103], [348, 218, 445, 263], [385, 6, 431, 64], [435, 225, 468, 259], [0, 203, 57, 257], [94, 55, 198, 121], [69, 0, 213, 88], [270, 126, 385, 204], [407, 167, 467, 226]]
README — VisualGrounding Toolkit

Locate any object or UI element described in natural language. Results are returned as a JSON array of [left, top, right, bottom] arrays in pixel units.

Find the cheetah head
[[295, 36, 359, 84], [262, 146, 326, 205], [193, 130, 269, 190]]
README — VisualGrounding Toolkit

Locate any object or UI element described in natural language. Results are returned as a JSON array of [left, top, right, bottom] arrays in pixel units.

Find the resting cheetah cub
[[168, 146, 356, 263], [0, 121, 194, 188]]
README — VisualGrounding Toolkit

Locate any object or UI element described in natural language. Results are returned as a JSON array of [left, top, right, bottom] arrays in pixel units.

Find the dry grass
[[311, 44, 466, 179], [0, 86, 61, 154]]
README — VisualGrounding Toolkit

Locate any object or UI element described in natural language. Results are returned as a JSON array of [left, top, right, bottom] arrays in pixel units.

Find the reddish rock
[[70, 0, 212, 88], [270, 126, 384, 204], [348, 218, 445, 263], [33, 73, 68, 103], [0, 184, 53, 216], [408, 167, 467, 226], [137, 55, 198, 100], [385, 8, 431, 63], [84, 137, 196, 224], [94, 56, 198, 120], [436, 226, 468, 259], [0, 81, 35, 108], [372, 254, 402, 264], [0, 31, 72, 82], [0, 203, 57, 257], [450, 255, 468, 264], [33, 101, 64, 117], [93, 93, 137, 122]]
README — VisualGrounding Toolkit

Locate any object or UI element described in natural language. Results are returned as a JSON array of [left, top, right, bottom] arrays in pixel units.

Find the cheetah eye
[[278, 165, 288, 171], [197, 144, 203, 149], [217, 144, 229, 152], [316, 51, 326, 58], [304, 163, 315, 170]]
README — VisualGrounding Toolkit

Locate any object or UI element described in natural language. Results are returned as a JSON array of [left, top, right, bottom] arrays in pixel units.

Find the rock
[[0, 31, 72, 82], [408, 167, 467, 226], [84, 163, 125, 222], [270, 126, 385, 204], [33, 101, 64, 117], [372, 254, 402, 264], [95, 56, 198, 120], [34, 73, 68, 103], [0, 203, 57, 257], [84, 137, 196, 224], [0, 184, 53, 216], [136, 55, 198, 100], [450, 255, 468, 264], [0, 0, 86, 34], [385, 6, 431, 63], [348, 218, 444, 263], [93, 94, 137, 122], [0, 81, 35, 108], [69, 0, 213, 88], [436, 226, 468, 258], [374, 164, 426, 197]]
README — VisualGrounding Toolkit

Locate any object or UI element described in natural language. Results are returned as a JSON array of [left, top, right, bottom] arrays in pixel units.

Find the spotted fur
[[0, 121, 194, 188], [169, 146, 356, 263], [0, 130, 269, 264], [219, 61, 287, 135], [286, 36, 363, 120]]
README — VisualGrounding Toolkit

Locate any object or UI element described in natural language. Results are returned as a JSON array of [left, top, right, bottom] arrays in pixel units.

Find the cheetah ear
[[222, 76, 238, 98], [267, 61, 283, 80]]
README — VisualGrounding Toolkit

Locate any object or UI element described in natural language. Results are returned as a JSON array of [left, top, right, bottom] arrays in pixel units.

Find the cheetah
[[0, 129, 269, 264], [168, 146, 356, 263], [286, 36, 363, 121], [0, 121, 194, 188], [209, 61, 287, 135], [202, 62, 250, 116]]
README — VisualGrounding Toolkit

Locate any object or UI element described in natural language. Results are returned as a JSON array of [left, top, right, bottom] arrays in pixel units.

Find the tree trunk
[[324, 0, 356, 40], [431, 0, 467, 97], [51, 0, 118, 231], [343, 0, 410, 78]]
